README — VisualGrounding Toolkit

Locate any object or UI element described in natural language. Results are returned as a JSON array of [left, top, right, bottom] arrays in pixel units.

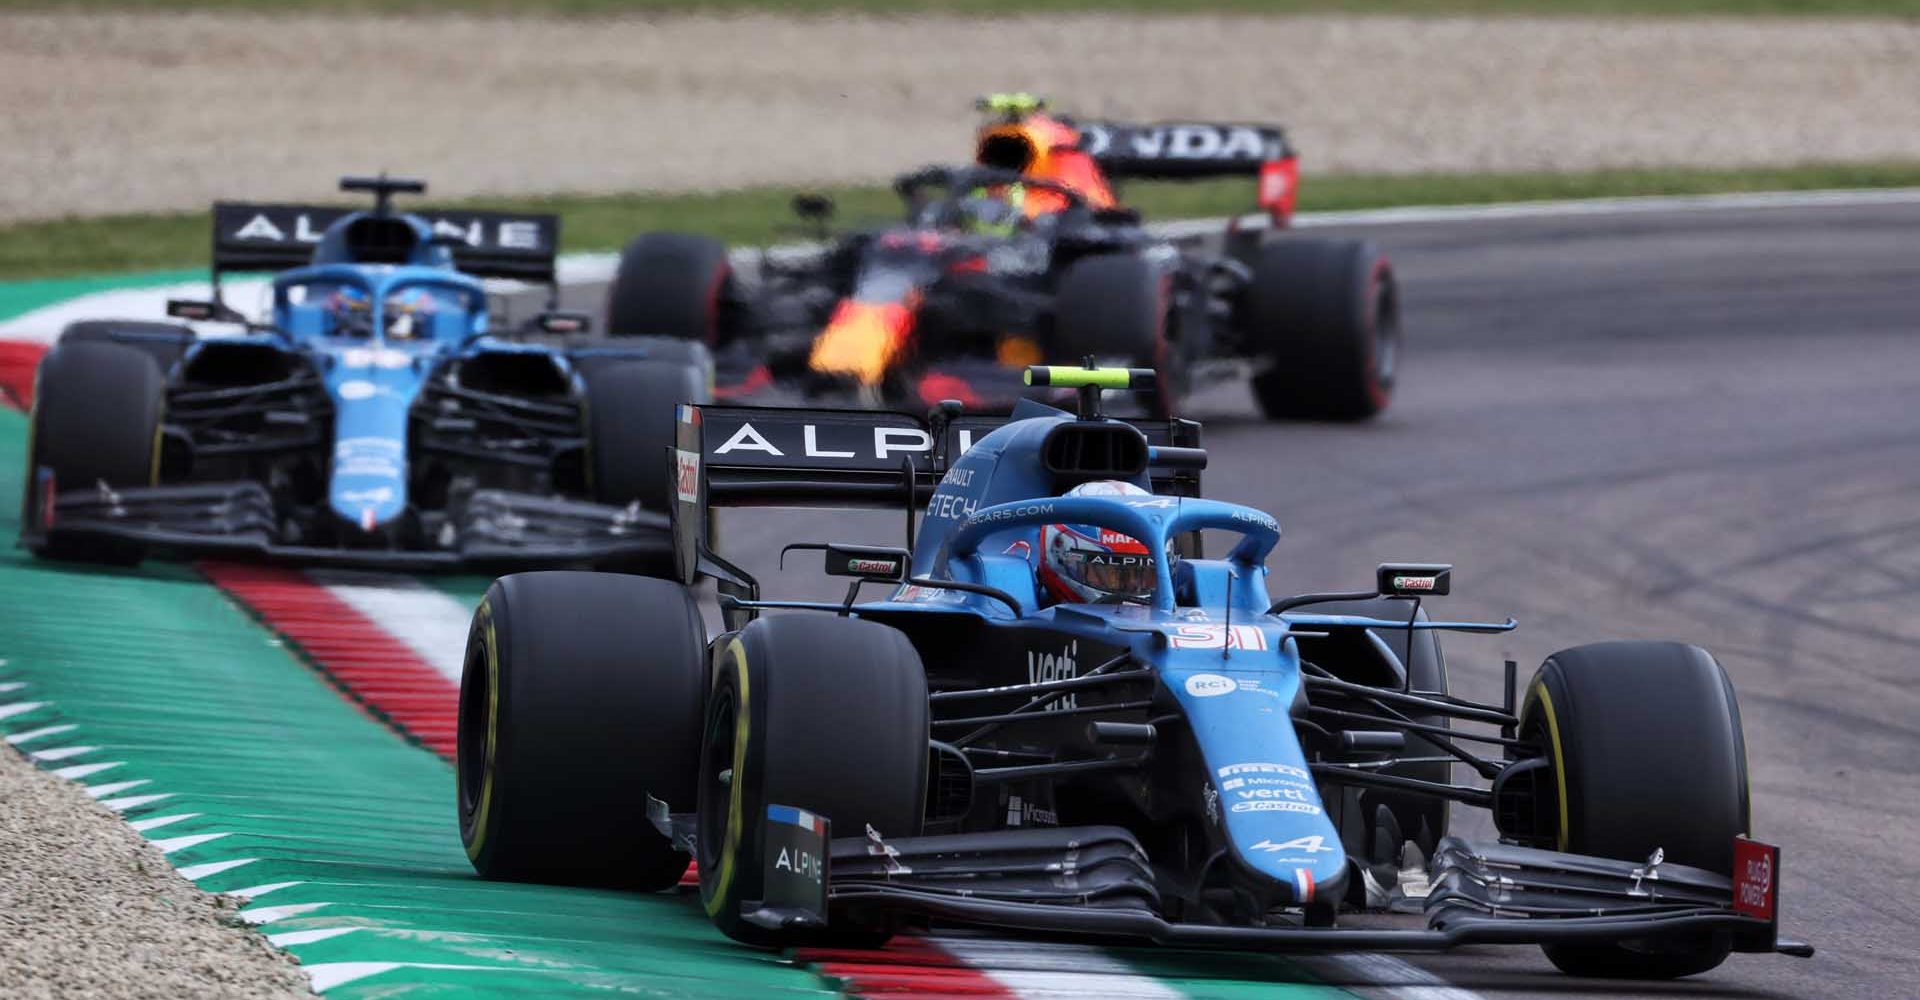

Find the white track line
[[303, 570, 469, 684], [28, 744, 98, 761], [83, 778, 149, 798], [151, 832, 230, 855], [268, 927, 361, 948], [302, 962, 500, 993], [240, 901, 333, 925], [51, 760, 120, 780], [6, 723, 76, 745], [176, 858, 259, 881], [933, 937, 1186, 1000], [224, 880, 303, 901], [127, 812, 200, 833], [1299, 952, 1487, 1000], [100, 792, 173, 811]]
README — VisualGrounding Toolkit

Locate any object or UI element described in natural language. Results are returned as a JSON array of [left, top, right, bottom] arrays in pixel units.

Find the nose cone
[[330, 436, 408, 534], [325, 348, 424, 536]]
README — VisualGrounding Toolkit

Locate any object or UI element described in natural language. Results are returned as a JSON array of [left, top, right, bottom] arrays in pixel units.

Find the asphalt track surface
[[554, 199, 1920, 1000]]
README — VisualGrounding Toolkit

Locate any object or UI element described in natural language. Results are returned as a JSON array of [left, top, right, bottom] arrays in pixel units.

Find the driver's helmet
[[1039, 480, 1159, 606], [325, 286, 374, 337], [958, 183, 1026, 237], [382, 287, 437, 340]]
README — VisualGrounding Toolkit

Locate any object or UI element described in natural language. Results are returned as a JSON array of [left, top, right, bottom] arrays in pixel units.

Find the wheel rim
[[456, 636, 490, 820], [1372, 272, 1401, 392], [697, 687, 738, 874]]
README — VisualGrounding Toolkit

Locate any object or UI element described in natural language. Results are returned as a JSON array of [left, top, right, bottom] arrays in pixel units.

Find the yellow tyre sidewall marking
[[149, 399, 165, 486], [464, 600, 501, 862], [703, 637, 751, 917], [1529, 678, 1572, 852]]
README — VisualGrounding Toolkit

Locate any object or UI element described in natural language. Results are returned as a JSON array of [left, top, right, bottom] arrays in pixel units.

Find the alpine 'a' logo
[[231, 212, 326, 243], [1027, 639, 1078, 711]]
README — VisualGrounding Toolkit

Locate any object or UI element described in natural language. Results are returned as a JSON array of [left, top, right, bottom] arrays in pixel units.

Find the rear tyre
[[1522, 640, 1749, 979], [606, 233, 733, 342], [58, 320, 193, 372], [458, 571, 706, 890], [27, 341, 165, 565], [584, 357, 710, 514], [1053, 254, 1181, 417], [698, 615, 928, 947], [1244, 239, 1397, 421]]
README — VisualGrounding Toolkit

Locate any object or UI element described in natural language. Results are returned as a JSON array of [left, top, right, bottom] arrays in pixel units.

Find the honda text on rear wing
[[1080, 121, 1298, 226]]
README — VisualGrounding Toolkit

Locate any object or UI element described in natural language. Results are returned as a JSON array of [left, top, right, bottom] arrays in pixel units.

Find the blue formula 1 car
[[456, 366, 1810, 978], [22, 176, 706, 570]]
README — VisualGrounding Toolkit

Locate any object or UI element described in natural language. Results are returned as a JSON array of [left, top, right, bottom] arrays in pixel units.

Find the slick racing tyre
[[58, 320, 194, 373], [27, 341, 165, 565], [1053, 254, 1183, 418], [584, 357, 710, 515], [1287, 598, 1449, 862], [1244, 238, 1397, 422], [698, 615, 929, 947], [606, 232, 734, 343], [459, 571, 707, 891], [1521, 641, 1750, 979]]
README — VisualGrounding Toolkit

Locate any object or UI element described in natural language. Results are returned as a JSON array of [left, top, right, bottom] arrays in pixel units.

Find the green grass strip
[[7, 0, 1920, 14], [7, 162, 1920, 282]]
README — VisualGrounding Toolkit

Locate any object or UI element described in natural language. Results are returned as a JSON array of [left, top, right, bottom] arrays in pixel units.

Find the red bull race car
[[601, 95, 1397, 422]]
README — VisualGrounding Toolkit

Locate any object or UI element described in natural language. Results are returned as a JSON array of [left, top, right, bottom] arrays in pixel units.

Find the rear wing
[[668, 403, 1203, 584], [210, 202, 561, 283], [1076, 120, 1299, 225]]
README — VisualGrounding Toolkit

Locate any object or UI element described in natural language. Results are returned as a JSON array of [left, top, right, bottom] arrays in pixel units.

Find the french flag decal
[[1295, 867, 1316, 902], [767, 804, 828, 835]]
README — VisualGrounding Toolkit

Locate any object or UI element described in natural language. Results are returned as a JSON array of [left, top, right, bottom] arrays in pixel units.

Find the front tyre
[[27, 341, 165, 565], [459, 571, 706, 891], [1243, 238, 1397, 421], [698, 615, 928, 947], [1521, 640, 1750, 979]]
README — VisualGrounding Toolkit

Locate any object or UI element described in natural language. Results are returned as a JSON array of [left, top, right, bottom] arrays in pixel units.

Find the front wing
[[21, 475, 671, 570], [753, 821, 1812, 957]]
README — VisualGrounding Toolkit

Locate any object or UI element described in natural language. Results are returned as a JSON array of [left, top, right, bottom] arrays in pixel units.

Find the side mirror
[[1377, 563, 1452, 598], [167, 298, 231, 322], [823, 543, 910, 583], [533, 311, 591, 335], [791, 193, 836, 224]]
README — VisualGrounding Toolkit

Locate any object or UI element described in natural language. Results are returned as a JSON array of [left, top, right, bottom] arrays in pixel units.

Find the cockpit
[[275, 273, 483, 344]]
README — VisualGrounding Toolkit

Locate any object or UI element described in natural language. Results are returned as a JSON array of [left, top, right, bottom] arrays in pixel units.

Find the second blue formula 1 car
[[22, 176, 707, 570], [456, 366, 1810, 979]]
